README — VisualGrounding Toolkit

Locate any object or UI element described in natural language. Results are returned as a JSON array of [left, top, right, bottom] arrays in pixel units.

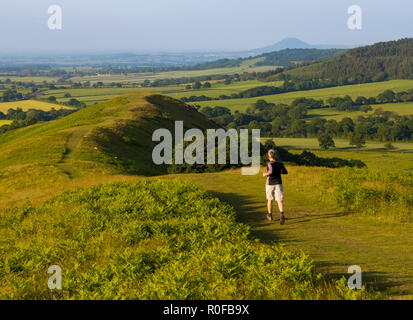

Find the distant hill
[[188, 48, 347, 70], [246, 38, 351, 55], [270, 38, 413, 83], [254, 48, 346, 66], [252, 38, 312, 54]]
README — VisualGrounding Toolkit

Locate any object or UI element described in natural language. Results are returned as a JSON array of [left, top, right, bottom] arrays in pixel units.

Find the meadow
[[40, 80, 283, 106], [69, 63, 275, 84], [264, 137, 413, 152], [308, 102, 413, 120], [193, 80, 413, 112]]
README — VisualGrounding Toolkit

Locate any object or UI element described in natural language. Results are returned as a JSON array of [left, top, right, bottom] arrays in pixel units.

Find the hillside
[[0, 92, 218, 206], [190, 48, 346, 70], [272, 38, 413, 83]]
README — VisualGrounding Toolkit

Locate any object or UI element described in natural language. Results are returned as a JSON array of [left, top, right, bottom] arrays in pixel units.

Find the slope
[[271, 38, 413, 82], [0, 92, 218, 206]]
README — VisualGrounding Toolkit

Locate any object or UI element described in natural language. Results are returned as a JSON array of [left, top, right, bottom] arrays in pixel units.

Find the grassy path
[[57, 126, 93, 178], [169, 168, 413, 299]]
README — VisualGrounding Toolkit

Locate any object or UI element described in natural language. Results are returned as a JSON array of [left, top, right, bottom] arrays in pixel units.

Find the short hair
[[268, 149, 276, 159]]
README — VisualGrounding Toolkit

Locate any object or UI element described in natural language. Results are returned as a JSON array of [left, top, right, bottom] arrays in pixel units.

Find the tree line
[[0, 107, 76, 134], [200, 97, 413, 146]]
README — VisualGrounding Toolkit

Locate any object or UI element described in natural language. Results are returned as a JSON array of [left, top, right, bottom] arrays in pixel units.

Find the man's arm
[[281, 163, 288, 175], [263, 162, 272, 177]]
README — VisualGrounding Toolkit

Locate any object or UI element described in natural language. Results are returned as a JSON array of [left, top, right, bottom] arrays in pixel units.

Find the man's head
[[268, 149, 276, 161]]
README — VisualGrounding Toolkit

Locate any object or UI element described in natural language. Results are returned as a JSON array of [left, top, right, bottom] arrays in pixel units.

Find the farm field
[[0, 76, 61, 84], [41, 80, 284, 106], [262, 138, 413, 171], [308, 102, 413, 120], [69, 64, 276, 84], [193, 80, 413, 112], [0, 100, 71, 113], [265, 137, 413, 152]]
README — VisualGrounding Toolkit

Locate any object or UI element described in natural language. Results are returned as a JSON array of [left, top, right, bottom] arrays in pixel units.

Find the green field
[[308, 102, 413, 120], [193, 80, 413, 112], [262, 137, 413, 171], [0, 100, 71, 113], [42, 80, 283, 106], [69, 64, 276, 84], [266, 137, 413, 152]]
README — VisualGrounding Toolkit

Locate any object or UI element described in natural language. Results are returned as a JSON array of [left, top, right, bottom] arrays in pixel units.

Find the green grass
[[193, 80, 413, 112], [308, 102, 413, 120], [42, 80, 283, 106], [0, 90, 411, 299], [265, 137, 413, 152], [261, 137, 413, 171], [171, 167, 413, 298], [68, 65, 276, 84], [0, 179, 369, 300]]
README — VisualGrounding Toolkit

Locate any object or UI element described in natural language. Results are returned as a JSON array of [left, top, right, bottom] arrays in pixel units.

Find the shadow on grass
[[283, 212, 351, 225], [315, 260, 412, 295], [208, 189, 352, 243], [208, 188, 413, 297]]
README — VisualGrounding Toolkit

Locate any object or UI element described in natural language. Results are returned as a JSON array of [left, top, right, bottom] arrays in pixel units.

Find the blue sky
[[0, 0, 412, 52]]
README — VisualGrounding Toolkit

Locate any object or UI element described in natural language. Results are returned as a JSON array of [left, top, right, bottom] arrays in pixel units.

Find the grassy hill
[[0, 92, 218, 207]]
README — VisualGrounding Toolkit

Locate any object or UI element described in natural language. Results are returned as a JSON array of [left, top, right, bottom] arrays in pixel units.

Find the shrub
[[0, 180, 374, 299]]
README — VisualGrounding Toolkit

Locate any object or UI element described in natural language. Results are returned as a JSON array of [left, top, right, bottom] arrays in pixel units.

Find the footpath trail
[[173, 168, 413, 299], [57, 126, 93, 178]]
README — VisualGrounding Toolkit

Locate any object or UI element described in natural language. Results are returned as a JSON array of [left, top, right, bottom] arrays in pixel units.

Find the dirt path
[[57, 126, 93, 178], [171, 169, 413, 299]]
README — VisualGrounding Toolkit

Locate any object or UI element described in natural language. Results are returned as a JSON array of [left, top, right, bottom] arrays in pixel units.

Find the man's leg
[[267, 200, 273, 214], [277, 201, 284, 213], [278, 201, 286, 225]]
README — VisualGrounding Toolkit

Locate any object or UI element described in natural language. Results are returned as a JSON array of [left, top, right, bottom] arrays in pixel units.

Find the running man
[[263, 149, 288, 224]]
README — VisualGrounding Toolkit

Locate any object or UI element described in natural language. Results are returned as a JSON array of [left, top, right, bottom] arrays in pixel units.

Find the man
[[263, 149, 288, 224]]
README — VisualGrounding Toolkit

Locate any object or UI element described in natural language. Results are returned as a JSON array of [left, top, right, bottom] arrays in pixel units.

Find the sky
[[0, 0, 412, 53]]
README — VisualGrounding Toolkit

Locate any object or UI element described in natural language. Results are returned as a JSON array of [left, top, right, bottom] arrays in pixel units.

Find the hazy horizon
[[0, 0, 412, 53]]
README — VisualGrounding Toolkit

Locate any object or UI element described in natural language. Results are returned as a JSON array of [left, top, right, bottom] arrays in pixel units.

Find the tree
[[349, 133, 366, 148], [203, 82, 211, 88], [318, 134, 335, 150], [360, 105, 373, 113], [377, 90, 395, 103], [47, 96, 57, 102]]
